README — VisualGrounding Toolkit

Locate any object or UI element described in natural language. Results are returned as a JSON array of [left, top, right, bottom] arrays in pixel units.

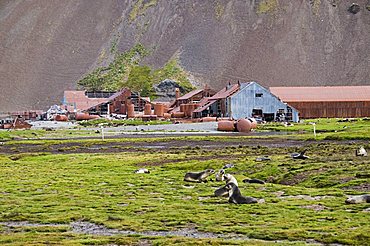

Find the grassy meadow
[[0, 118, 369, 245]]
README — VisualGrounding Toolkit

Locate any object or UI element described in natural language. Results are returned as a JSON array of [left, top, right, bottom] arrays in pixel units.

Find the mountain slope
[[1, 0, 369, 111]]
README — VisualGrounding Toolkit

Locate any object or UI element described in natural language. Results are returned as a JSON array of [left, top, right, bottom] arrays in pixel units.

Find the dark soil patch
[[0, 137, 364, 155], [280, 168, 328, 186], [136, 154, 244, 167], [343, 183, 370, 192]]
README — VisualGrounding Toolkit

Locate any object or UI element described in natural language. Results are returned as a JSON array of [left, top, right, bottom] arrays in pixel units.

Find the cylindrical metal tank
[[153, 104, 165, 117], [54, 115, 68, 122], [180, 104, 185, 113], [75, 113, 91, 121], [236, 118, 251, 132], [144, 103, 152, 115], [171, 112, 185, 118], [163, 113, 171, 119], [202, 117, 217, 122], [248, 118, 258, 129], [127, 104, 135, 118], [217, 121, 235, 131]]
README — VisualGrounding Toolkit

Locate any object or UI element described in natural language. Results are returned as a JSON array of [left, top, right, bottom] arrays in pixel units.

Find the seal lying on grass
[[225, 183, 258, 204], [215, 169, 225, 181], [291, 149, 309, 160], [355, 147, 367, 157], [214, 174, 238, 197], [134, 168, 150, 174], [184, 169, 215, 183], [243, 178, 265, 184], [345, 194, 370, 204]]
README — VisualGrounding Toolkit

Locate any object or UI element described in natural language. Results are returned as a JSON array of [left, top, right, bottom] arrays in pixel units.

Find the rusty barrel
[[171, 112, 185, 118], [236, 118, 252, 132], [75, 113, 91, 121], [54, 115, 68, 122], [153, 104, 165, 117], [163, 113, 171, 119], [202, 117, 217, 122], [217, 121, 235, 131], [248, 118, 258, 129], [127, 104, 135, 118], [144, 103, 152, 115]]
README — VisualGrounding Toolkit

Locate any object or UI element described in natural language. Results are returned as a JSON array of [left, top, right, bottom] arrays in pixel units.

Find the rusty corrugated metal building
[[194, 82, 299, 122], [270, 86, 370, 118]]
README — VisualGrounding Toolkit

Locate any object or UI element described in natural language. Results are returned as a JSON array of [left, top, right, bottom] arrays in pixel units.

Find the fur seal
[[223, 173, 238, 186], [134, 168, 150, 174], [184, 169, 215, 183], [214, 173, 239, 197], [225, 183, 258, 204], [215, 169, 225, 181], [291, 149, 309, 160], [356, 147, 367, 157], [255, 156, 271, 162], [223, 163, 234, 169], [243, 178, 265, 184], [345, 194, 370, 204]]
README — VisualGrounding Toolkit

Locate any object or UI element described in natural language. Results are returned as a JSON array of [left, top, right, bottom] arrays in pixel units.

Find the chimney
[[175, 88, 180, 99]]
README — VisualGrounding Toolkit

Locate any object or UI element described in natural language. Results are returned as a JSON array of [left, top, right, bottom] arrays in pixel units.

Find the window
[[255, 93, 263, 97]]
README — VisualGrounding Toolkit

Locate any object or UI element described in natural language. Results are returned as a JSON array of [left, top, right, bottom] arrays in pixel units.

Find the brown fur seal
[[345, 194, 370, 204], [184, 169, 215, 183], [243, 178, 265, 184], [215, 169, 225, 182], [214, 174, 238, 197], [225, 183, 257, 204]]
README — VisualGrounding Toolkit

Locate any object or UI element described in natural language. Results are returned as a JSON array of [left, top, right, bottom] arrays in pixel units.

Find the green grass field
[[0, 118, 369, 245]]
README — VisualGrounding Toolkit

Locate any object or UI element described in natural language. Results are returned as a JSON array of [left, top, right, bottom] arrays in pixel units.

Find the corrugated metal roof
[[177, 89, 204, 100], [63, 91, 109, 111], [209, 84, 240, 100], [270, 86, 370, 102], [193, 100, 217, 113]]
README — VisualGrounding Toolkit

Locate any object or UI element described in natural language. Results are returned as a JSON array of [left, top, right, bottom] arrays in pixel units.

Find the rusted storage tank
[[248, 118, 258, 129], [154, 104, 165, 117], [89, 115, 100, 120], [75, 113, 91, 121], [127, 104, 135, 118], [54, 115, 68, 122], [202, 117, 217, 122], [75, 113, 100, 121], [217, 121, 235, 131], [171, 112, 185, 118], [144, 103, 152, 115], [179, 104, 185, 113], [236, 118, 251, 132], [184, 103, 198, 118]]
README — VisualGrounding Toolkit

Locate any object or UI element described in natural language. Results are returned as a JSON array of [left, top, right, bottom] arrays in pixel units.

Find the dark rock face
[[153, 79, 184, 102], [1, 0, 370, 111]]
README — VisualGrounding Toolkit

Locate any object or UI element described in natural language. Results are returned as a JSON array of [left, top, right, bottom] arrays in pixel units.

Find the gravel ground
[[30, 121, 77, 129]]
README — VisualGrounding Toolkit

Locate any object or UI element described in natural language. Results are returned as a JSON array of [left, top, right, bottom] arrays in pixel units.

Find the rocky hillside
[[1, 0, 369, 111]]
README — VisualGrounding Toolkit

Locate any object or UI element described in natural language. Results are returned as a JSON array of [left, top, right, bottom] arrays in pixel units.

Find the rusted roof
[[270, 86, 370, 102], [63, 91, 109, 111], [177, 89, 204, 100], [209, 84, 240, 100], [193, 100, 217, 113]]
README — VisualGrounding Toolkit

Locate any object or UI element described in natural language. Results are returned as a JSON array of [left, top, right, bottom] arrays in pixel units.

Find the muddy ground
[[1, 134, 366, 155]]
